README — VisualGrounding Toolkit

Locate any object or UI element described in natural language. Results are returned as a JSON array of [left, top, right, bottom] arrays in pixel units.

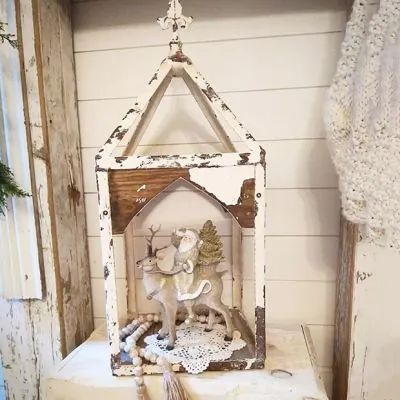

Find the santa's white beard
[[179, 238, 195, 253]]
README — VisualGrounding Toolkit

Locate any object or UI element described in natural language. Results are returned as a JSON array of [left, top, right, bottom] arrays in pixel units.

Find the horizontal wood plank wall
[[72, 0, 346, 396]]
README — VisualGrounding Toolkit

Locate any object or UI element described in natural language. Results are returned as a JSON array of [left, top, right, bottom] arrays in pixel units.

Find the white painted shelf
[[46, 325, 328, 400]]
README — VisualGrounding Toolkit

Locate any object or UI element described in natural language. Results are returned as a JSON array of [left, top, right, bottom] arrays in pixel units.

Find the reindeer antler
[[146, 225, 161, 256]]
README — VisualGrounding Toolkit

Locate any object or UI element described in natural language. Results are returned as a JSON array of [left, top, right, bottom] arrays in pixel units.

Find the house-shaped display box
[[96, 0, 266, 376]]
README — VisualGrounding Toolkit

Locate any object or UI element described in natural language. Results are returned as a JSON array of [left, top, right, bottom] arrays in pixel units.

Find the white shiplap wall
[[72, 0, 345, 395]]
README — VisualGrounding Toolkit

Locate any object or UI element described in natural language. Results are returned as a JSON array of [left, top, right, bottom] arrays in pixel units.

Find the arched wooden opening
[[108, 168, 256, 234]]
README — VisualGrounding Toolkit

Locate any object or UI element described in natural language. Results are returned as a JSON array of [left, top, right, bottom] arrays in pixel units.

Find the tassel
[[161, 361, 190, 400], [136, 382, 151, 400]]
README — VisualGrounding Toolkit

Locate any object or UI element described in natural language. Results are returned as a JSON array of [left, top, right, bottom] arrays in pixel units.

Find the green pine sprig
[[0, 22, 18, 48], [0, 21, 25, 215], [0, 161, 29, 216]]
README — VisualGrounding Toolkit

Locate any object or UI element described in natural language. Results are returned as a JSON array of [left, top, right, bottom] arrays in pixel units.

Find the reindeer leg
[[205, 308, 215, 332], [184, 300, 195, 325], [209, 302, 234, 341], [165, 302, 178, 350], [157, 303, 168, 340]]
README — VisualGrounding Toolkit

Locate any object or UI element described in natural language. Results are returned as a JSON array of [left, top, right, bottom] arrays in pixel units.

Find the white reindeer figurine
[[136, 224, 234, 350]]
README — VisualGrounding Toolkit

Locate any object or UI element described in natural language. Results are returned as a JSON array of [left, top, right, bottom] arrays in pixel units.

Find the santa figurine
[[172, 228, 211, 320]]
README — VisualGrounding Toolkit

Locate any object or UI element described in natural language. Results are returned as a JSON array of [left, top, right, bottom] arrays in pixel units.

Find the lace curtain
[[325, 0, 400, 248]]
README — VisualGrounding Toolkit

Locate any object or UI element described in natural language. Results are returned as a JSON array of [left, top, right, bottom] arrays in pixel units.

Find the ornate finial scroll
[[157, 0, 193, 55]]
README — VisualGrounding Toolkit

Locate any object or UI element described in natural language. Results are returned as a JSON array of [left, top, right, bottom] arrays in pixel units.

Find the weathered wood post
[[0, 1, 93, 398]]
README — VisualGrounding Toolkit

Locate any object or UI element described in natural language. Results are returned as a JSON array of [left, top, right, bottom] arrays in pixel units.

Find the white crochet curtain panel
[[325, 0, 400, 248]]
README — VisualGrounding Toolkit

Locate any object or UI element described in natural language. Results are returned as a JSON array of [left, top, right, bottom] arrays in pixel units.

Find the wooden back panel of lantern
[[95, 23, 266, 375]]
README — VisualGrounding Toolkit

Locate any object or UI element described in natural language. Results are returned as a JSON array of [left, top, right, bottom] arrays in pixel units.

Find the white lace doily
[[144, 322, 246, 374]]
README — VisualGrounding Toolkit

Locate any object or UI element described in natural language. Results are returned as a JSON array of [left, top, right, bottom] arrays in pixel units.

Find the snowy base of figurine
[[119, 313, 244, 399]]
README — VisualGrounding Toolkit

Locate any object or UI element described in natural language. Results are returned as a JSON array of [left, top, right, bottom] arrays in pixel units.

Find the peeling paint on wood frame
[[95, 59, 263, 171], [97, 160, 266, 374], [97, 170, 121, 363], [108, 166, 257, 233], [95, 19, 267, 375]]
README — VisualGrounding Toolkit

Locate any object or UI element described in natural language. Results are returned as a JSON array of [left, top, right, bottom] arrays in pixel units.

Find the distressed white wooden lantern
[[96, 0, 266, 376]]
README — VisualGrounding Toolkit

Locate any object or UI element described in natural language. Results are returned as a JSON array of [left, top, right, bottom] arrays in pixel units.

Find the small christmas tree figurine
[[198, 220, 225, 266]]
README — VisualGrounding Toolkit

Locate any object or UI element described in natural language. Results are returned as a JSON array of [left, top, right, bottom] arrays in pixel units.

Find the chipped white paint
[[254, 163, 266, 310], [95, 46, 262, 168], [0, 1, 93, 398], [347, 241, 400, 400], [98, 150, 259, 170], [0, 0, 41, 299], [97, 61, 172, 159], [188, 166, 254, 205], [157, 0, 193, 56], [96, 0, 266, 376], [0, 2, 60, 397], [96, 171, 120, 361], [245, 358, 257, 370]]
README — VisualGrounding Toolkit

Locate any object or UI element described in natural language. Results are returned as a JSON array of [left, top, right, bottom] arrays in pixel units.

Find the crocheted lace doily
[[144, 322, 246, 374]]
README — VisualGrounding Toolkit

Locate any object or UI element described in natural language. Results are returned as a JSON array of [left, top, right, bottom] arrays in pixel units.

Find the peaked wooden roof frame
[[95, 55, 266, 234], [95, 56, 265, 171]]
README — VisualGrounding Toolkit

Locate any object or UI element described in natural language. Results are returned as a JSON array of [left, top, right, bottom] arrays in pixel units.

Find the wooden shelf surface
[[46, 324, 328, 400]]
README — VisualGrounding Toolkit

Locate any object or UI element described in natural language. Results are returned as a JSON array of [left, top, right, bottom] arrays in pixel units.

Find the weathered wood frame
[[332, 217, 358, 400], [0, 0, 93, 398], [96, 55, 266, 376], [0, 0, 43, 300]]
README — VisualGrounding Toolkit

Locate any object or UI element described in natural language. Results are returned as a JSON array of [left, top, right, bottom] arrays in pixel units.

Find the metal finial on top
[[157, 0, 193, 55]]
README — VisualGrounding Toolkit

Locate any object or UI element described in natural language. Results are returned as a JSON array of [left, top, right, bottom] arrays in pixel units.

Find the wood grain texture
[[124, 221, 137, 317], [108, 169, 256, 233], [38, 0, 93, 354], [84, 189, 341, 237], [108, 168, 190, 233], [0, 1, 93, 398], [347, 241, 400, 400], [332, 217, 358, 400], [0, 0, 43, 299]]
